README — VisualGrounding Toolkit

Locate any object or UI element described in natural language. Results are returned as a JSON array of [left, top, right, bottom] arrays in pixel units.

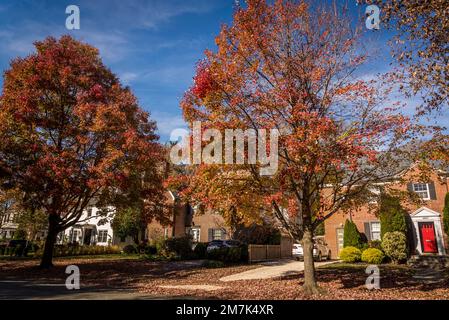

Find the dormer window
[[412, 183, 430, 200]]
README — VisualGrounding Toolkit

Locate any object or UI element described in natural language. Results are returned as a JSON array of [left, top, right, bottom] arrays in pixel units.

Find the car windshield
[[209, 240, 223, 245]]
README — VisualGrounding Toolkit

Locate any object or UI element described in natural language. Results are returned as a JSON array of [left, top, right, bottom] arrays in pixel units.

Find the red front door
[[419, 222, 438, 253]]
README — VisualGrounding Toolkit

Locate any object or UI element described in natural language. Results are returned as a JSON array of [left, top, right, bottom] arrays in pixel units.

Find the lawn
[[1, 258, 448, 300]]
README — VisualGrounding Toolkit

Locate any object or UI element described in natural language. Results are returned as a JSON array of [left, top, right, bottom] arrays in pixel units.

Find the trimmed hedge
[[202, 260, 225, 268], [206, 246, 248, 263], [339, 246, 362, 262], [343, 220, 365, 249], [379, 194, 408, 239], [382, 231, 408, 264], [193, 242, 208, 259], [123, 244, 138, 254], [37, 244, 122, 257], [368, 240, 382, 250], [164, 236, 194, 259], [144, 245, 157, 255], [361, 248, 385, 264], [443, 193, 449, 242]]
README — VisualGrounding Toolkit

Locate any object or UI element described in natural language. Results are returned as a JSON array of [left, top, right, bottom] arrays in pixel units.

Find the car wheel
[[327, 251, 331, 260]]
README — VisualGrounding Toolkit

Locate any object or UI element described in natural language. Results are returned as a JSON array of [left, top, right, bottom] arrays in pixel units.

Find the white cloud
[[152, 111, 187, 138], [120, 72, 139, 84]]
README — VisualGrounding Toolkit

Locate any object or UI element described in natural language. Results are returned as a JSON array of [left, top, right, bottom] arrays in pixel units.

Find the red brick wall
[[146, 192, 230, 242], [192, 210, 230, 242], [324, 167, 449, 259]]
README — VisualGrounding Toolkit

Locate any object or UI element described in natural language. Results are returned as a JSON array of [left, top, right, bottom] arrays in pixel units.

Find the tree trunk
[[302, 228, 321, 295], [40, 214, 60, 268]]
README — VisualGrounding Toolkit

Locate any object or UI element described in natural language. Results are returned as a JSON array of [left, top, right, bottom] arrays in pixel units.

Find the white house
[[58, 206, 134, 246], [0, 212, 18, 240]]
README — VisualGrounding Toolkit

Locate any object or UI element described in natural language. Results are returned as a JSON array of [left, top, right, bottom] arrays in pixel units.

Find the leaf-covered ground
[[1, 257, 448, 300]]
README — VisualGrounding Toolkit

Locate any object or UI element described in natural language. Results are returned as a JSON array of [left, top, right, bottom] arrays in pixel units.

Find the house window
[[189, 227, 201, 242], [336, 228, 344, 253], [98, 230, 108, 243], [87, 208, 93, 217], [412, 183, 430, 200], [69, 229, 81, 243], [370, 222, 381, 241], [212, 229, 224, 240]]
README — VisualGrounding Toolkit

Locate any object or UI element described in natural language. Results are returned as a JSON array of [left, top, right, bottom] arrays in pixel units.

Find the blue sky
[[0, 1, 443, 141]]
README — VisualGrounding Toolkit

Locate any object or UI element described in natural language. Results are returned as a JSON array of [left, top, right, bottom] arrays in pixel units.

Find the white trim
[[168, 191, 176, 201], [410, 206, 441, 217], [410, 207, 446, 256], [411, 183, 431, 201]]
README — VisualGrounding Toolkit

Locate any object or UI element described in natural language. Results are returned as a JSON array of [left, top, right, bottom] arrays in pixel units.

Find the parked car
[[292, 236, 331, 261], [206, 240, 241, 252]]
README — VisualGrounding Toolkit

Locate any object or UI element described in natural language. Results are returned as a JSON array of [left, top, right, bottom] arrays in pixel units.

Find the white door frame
[[410, 207, 446, 256]]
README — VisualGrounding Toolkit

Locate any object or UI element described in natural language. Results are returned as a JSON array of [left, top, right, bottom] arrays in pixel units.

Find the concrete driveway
[[220, 259, 337, 282]]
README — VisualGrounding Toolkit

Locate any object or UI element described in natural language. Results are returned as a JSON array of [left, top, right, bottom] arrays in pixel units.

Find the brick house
[[146, 191, 231, 243], [324, 164, 449, 259]]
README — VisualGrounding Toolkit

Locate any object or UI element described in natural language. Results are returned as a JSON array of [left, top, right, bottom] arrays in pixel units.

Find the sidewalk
[[220, 259, 337, 282]]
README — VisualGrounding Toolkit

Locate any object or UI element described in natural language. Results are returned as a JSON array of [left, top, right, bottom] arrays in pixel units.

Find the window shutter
[[428, 182, 437, 200], [221, 229, 227, 240], [364, 222, 371, 242], [208, 229, 213, 242], [407, 183, 414, 193]]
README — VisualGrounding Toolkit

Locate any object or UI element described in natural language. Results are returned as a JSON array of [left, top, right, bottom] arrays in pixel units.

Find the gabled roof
[[410, 206, 441, 217]]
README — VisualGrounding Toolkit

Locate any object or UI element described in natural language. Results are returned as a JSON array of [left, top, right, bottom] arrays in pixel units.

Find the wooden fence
[[248, 237, 293, 262]]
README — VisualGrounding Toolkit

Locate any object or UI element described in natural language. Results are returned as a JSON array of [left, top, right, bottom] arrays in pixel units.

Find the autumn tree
[[0, 35, 165, 268], [371, 1, 449, 178], [171, 0, 420, 294], [375, 0, 448, 113]]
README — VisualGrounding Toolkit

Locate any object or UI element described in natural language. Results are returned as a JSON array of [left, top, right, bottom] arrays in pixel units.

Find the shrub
[[339, 246, 362, 262], [239, 244, 249, 262], [164, 236, 193, 259], [202, 260, 225, 268], [13, 244, 27, 257], [206, 246, 246, 263], [193, 242, 208, 259], [13, 229, 27, 240], [343, 220, 365, 249], [34, 244, 122, 257], [368, 240, 382, 250], [361, 248, 385, 264], [382, 231, 408, 264], [443, 193, 449, 242], [122, 244, 138, 254], [144, 245, 157, 255], [379, 194, 408, 239]]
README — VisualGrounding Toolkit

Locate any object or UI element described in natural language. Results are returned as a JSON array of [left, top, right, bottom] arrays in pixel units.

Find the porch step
[[408, 255, 448, 284], [407, 255, 449, 270], [412, 268, 446, 284]]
